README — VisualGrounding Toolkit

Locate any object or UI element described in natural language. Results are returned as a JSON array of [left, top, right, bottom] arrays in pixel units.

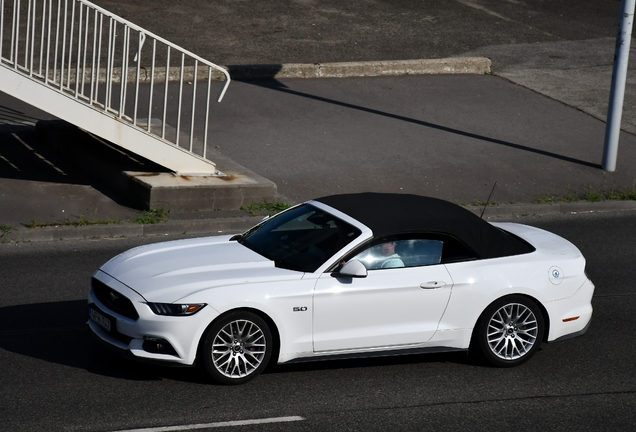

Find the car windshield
[[237, 204, 362, 272]]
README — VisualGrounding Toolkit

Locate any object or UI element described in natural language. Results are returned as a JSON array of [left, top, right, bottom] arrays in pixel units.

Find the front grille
[[92, 278, 139, 320]]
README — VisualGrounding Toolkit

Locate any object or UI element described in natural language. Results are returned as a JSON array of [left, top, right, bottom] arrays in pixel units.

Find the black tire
[[471, 295, 545, 367], [200, 311, 272, 385]]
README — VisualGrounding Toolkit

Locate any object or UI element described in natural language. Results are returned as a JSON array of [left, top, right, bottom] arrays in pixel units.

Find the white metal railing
[[0, 0, 230, 168]]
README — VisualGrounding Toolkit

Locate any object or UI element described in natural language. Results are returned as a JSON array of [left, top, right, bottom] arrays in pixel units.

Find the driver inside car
[[352, 239, 405, 269]]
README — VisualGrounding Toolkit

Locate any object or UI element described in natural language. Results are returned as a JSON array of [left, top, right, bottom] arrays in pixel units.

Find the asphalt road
[[1, 211, 635, 431], [89, 0, 620, 65]]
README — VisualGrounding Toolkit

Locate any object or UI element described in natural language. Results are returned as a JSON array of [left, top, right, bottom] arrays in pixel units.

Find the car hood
[[98, 235, 302, 302]]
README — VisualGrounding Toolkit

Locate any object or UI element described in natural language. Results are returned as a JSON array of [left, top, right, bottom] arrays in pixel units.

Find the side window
[[438, 236, 477, 263], [350, 238, 443, 270], [346, 233, 477, 271], [399, 239, 443, 267], [351, 240, 404, 270]]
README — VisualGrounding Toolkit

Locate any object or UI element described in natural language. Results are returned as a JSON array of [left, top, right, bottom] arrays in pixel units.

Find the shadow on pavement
[[240, 78, 602, 170], [0, 111, 148, 225], [0, 104, 45, 127], [0, 124, 92, 185]]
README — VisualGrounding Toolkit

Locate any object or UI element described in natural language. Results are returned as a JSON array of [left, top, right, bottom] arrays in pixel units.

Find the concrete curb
[[225, 57, 492, 80], [3, 200, 635, 243], [64, 57, 493, 84], [1, 216, 264, 243]]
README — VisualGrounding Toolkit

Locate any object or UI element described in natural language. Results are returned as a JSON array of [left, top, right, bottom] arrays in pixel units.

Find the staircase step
[[35, 120, 277, 212]]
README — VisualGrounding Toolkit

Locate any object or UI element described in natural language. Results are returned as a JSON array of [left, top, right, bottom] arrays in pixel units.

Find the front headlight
[[147, 303, 206, 316]]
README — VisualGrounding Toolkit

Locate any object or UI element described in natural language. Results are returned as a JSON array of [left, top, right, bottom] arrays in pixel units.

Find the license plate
[[89, 306, 113, 332]]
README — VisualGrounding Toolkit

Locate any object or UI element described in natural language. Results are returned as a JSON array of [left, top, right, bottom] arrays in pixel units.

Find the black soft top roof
[[315, 193, 533, 259]]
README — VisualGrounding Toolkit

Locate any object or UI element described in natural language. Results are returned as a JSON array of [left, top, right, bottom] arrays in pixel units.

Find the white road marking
[[112, 416, 305, 432], [456, 0, 514, 22], [455, 0, 553, 36]]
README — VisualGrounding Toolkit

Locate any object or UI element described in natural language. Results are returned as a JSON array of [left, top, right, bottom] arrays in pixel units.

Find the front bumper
[[88, 271, 219, 366]]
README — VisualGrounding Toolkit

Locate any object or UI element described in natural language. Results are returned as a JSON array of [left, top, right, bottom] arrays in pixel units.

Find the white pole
[[603, 0, 636, 172]]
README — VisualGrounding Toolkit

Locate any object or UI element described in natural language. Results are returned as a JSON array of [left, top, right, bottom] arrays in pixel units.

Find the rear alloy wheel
[[473, 296, 545, 367], [201, 311, 272, 385]]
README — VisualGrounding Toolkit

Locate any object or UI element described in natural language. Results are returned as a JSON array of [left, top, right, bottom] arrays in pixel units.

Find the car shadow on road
[[0, 299, 493, 387], [0, 300, 205, 383], [266, 350, 473, 378], [239, 78, 601, 170]]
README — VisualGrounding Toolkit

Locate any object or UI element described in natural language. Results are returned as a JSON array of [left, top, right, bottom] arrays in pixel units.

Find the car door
[[312, 238, 454, 352]]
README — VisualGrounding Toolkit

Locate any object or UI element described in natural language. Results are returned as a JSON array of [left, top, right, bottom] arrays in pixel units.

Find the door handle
[[420, 281, 446, 289]]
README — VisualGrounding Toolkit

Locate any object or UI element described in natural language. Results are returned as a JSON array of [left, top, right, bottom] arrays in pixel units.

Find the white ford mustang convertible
[[88, 193, 594, 384]]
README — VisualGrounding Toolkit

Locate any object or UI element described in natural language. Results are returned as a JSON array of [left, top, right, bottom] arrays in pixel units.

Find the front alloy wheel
[[201, 311, 272, 385], [472, 295, 545, 367]]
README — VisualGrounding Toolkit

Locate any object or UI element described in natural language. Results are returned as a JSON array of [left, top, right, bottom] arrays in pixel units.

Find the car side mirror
[[334, 259, 368, 278]]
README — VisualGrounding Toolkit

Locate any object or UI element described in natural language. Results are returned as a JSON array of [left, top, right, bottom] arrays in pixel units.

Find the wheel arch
[[196, 307, 281, 366], [469, 293, 551, 348]]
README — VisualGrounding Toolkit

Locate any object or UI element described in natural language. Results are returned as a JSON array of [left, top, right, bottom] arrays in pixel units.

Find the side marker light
[[562, 316, 580, 322]]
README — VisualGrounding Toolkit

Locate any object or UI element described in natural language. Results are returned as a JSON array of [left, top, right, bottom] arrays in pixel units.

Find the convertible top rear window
[[237, 204, 362, 272]]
